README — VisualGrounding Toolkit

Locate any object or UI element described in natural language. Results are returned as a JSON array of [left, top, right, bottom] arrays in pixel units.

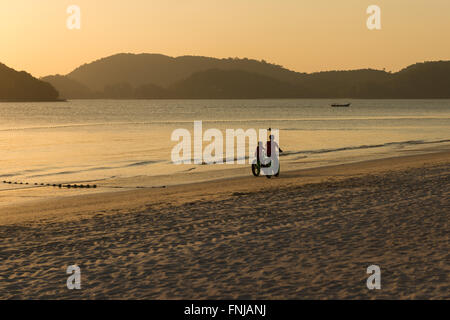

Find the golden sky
[[1, 0, 449, 77]]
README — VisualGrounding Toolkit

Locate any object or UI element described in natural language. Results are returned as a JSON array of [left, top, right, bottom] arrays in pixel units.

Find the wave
[[178, 138, 450, 164], [282, 139, 450, 157], [1, 116, 449, 131], [124, 160, 159, 167], [19, 160, 163, 179]]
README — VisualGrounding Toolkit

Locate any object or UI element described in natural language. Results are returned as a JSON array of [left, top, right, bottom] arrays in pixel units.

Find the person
[[266, 134, 283, 157], [255, 141, 265, 165], [266, 134, 282, 176]]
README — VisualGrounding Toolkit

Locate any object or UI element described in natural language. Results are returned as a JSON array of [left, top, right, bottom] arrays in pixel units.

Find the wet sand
[[0, 151, 449, 299]]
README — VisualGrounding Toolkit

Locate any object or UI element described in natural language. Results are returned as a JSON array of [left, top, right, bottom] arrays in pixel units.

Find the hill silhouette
[[0, 63, 59, 101], [297, 69, 391, 98], [67, 53, 303, 91], [42, 53, 450, 99], [167, 69, 300, 99], [389, 61, 450, 98], [41, 75, 94, 99]]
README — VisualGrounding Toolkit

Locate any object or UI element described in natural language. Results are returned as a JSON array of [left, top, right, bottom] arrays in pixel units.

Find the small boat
[[331, 103, 351, 107]]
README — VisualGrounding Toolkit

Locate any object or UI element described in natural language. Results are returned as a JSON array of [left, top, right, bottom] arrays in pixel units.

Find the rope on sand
[[1, 180, 167, 190], [2, 180, 97, 189]]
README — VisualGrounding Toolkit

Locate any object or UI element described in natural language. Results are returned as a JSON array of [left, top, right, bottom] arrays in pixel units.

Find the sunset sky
[[1, 0, 449, 77]]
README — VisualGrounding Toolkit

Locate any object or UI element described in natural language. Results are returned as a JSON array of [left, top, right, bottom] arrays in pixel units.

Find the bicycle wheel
[[252, 164, 260, 177]]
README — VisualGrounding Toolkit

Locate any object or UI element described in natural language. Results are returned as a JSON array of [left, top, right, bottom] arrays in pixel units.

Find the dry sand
[[0, 151, 449, 299]]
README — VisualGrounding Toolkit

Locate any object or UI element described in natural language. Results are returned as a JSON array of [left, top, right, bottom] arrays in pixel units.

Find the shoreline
[[2, 139, 449, 212], [1, 148, 449, 225], [0, 99, 67, 103]]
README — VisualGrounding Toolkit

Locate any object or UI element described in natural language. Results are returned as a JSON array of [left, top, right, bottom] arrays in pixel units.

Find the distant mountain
[[297, 69, 392, 98], [66, 53, 304, 91], [167, 69, 301, 99], [0, 63, 59, 101], [389, 61, 450, 98], [43, 53, 450, 99], [41, 75, 94, 99]]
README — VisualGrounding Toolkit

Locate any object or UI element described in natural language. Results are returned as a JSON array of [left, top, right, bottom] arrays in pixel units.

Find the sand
[[0, 151, 449, 299]]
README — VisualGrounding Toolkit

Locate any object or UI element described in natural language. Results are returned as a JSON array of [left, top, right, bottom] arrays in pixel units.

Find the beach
[[0, 149, 448, 299]]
